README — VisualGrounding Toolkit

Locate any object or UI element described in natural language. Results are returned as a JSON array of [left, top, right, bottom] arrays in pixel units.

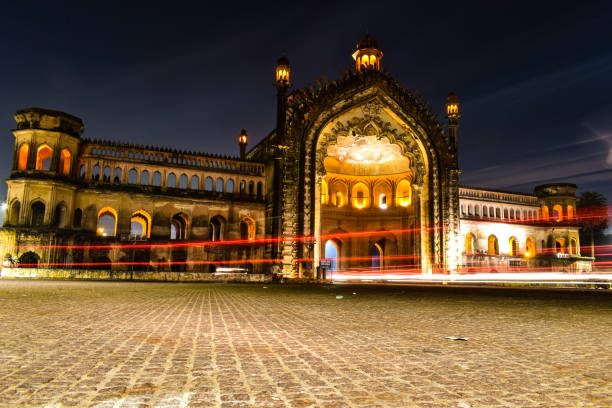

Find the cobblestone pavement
[[0, 281, 611, 407]]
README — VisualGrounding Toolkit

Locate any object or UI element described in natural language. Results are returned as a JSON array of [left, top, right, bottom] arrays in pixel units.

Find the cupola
[[352, 33, 383, 71]]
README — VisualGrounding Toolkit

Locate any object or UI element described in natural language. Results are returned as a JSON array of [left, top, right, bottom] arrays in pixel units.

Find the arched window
[[209, 216, 224, 241], [128, 169, 138, 184], [503, 208, 509, 219], [468, 205, 473, 216], [92, 165, 100, 181], [379, 193, 387, 209], [248, 181, 254, 195], [509, 237, 519, 256], [465, 233, 475, 255], [495, 208, 501, 218], [190, 175, 199, 190], [205, 177, 214, 191], [324, 240, 339, 270], [217, 178, 225, 193], [335, 191, 344, 207], [526, 237, 535, 257], [35, 144, 53, 170], [396, 179, 411, 207], [226, 179, 235, 193], [152, 171, 162, 186], [80, 164, 86, 179], [552, 204, 563, 221], [97, 207, 118, 236], [59, 149, 71, 175], [167, 173, 177, 188], [179, 174, 188, 189], [541, 205, 549, 221], [570, 238, 578, 255], [257, 181, 263, 196], [73, 208, 82, 228], [352, 182, 369, 209], [474, 206, 480, 217], [482, 206, 488, 217], [9, 200, 20, 225], [170, 213, 188, 240], [567, 205, 574, 219], [17, 144, 29, 170], [240, 217, 256, 241], [509, 209, 515, 219], [140, 170, 149, 185], [130, 210, 151, 238], [30, 201, 46, 226], [371, 242, 383, 269], [114, 167, 122, 183], [488, 235, 499, 255], [55, 203, 67, 228], [103, 166, 111, 182], [555, 238, 566, 254], [240, 180, 246, 194]]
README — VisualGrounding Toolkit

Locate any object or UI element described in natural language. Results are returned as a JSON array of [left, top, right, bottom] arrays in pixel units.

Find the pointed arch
[[371, 241, 383, 269], [59, 148, 71, 175], [552, 204, 563, 221], [55, 202, 68, 228], [17, 143, 29, 170], [373, 179, 392, 209], [170, 213, 189, 240], [324, 239, 340, 271], [465, 233, 475, 255], [240, 216, 256, 241], [525, 237, 535, 257], [209, 215, 226, 241], [351, 182, 369, 209], [130, 210, 152, 238], [97, 207, 118, 236], [488, 235, 499, 255], [396, 179, 412, 207], [30, 200, 46, 226], [541, 205, 549, 221], [9, 200, 20, 225], [35, 144, 53, 170], [509, 236, 519, 256]]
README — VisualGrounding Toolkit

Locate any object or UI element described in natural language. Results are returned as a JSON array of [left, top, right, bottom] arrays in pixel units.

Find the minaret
[[275, 56, 290, 138], [352, 33, 383, 71], [238, 129, 248, 160], [271, 56, 291, 264], [446, 92, 460, 161]]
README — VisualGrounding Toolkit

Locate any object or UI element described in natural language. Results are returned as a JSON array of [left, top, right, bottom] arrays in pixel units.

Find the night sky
[[2, 1, 611, 208]]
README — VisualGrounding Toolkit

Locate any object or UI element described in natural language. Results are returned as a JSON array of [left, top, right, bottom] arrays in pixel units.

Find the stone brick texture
[[0, 280, 610, 407]]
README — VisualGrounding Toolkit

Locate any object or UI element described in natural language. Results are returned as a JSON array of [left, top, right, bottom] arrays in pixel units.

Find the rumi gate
[[0, 34, 593, 279]]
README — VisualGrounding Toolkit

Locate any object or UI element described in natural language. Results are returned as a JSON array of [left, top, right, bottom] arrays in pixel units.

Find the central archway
[[310, 100, 434, 276]]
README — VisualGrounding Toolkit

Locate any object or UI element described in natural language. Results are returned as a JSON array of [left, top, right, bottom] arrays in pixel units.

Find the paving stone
[[0, 280, 610, 407]]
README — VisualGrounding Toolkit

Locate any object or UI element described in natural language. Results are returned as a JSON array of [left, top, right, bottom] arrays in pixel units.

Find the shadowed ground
[[0, 280, 610, 407]]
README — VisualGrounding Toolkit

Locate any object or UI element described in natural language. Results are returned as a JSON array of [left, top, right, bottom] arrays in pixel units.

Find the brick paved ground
[[0, 281, 610, 407]]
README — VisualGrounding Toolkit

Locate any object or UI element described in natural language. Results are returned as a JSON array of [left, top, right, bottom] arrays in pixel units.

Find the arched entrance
[[323, 239, 339, 271], [311, 103, 433, 276]]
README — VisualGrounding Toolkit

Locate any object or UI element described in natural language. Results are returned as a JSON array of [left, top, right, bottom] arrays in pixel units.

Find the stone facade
[[0, 35, 591, 279]]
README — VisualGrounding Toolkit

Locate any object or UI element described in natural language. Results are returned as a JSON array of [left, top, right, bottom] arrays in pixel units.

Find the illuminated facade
[[0, 34, 591, 278]]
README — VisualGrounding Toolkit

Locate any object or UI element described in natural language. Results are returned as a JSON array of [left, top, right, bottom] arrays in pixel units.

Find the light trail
[[13, 226, 442, 251]]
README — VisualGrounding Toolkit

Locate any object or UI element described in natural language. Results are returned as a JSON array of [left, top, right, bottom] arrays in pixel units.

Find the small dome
[[356, 33, 379, 50], [277, 56, 290, 66]]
